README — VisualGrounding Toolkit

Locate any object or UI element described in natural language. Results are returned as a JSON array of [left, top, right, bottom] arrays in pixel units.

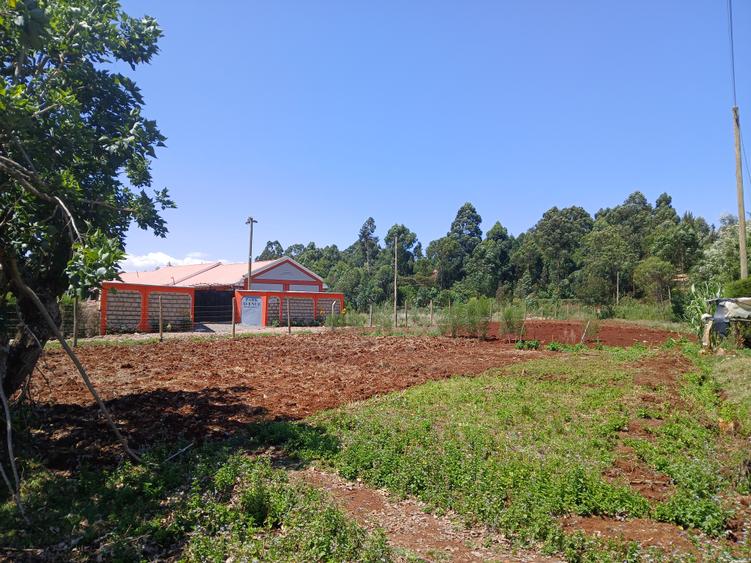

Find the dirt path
[[293, 467, 562, 563]]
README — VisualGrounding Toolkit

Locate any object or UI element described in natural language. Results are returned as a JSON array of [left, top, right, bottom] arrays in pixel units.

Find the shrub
[[683, 283, 721, 336], [442, 297, 493, 339], [723, 278, 751, 298], [515, 339, 540, 350], [499, 303, 525, 341]]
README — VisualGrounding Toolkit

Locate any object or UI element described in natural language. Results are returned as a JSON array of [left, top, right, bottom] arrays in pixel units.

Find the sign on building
[[241, 296, 262, 326]]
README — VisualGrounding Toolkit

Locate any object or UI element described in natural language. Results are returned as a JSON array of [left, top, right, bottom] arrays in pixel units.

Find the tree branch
[[0, 155, 82, 241], [1, 252, 141, 464]]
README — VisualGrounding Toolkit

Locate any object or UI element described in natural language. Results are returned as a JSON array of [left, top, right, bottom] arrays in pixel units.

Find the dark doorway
[[194, 290, 234, 323]]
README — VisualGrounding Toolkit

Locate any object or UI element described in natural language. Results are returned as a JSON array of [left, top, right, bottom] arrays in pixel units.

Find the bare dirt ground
[[31, 333, 547, 466], [293, 467, 562, 563], [27, 326, 702, 560], [29, 324, 681, 467], [488, 319, 686, 346]]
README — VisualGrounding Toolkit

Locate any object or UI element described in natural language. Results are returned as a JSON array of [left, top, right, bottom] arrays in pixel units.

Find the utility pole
[[728, 1, 747, 278], [246, 216, 258, 289], [393, 233, 398, 328], [733, 107, 747, 279]]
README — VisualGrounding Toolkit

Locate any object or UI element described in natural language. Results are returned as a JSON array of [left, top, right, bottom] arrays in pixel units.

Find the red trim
[[252, 257, 324, 284], [234, 290, 344, 327]]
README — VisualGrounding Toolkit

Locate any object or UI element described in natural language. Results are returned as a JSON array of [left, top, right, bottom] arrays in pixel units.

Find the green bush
[[442, 297, 493, 339], [683, 283, 721, 336], [499, 303, 525, 341], [723, 278, 751, 298]]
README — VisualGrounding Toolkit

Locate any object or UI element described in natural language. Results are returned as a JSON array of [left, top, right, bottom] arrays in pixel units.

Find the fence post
[[287, 298, 291, 334], [231, 298, 236, 339], [404, 302, 408, 327], [330, 301, 336, 331], [369, 303, 373, 327], [430, 299, 434, 325], [72, 296, 78, 348], [159, 295, 163, 342]]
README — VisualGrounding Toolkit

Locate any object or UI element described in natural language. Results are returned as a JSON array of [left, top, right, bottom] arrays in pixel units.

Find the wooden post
[[393, 233, 398, 328], [72, 296, 78, 348], [404, 302, 408, 327], [331, 301, 336, 331], [287, 298, 291, 334], [429, 299, 434, 325], [733, 106, 748, 279], [231, 298, 236, 339], [158, 295, 163, 342], [369, 303, 373, 327]]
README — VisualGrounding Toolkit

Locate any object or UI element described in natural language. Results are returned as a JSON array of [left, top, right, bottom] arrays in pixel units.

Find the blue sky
[[119, 0, 750, 270]]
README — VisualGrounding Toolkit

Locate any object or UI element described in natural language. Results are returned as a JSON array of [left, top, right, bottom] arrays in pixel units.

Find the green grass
[[265, 345, 748, 560], [0, 441, 390, 562], [5, 342, 749, 561], [711, 353, 751, 436]]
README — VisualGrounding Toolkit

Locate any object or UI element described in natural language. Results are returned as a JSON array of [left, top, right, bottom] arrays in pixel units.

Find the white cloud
[[119, 251, 213, 272]]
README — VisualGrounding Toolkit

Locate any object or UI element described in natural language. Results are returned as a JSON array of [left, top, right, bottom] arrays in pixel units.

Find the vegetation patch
[[0, 445, 390, 561], [269, 346, 750, 560]]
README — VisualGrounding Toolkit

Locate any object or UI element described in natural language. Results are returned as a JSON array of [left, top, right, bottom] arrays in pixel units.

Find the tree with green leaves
[[461, 221, 513, 297], [449, 202, 483, 257], [576, 223, 637, 304], [634, 256, 675, 302], [356, 217, 379, 272], [1, 0, 171, 403], [426, 236, 464, 289], [532, 206, 593, 295], [257, 240, 283, 261], [382, 224, 418, 276]]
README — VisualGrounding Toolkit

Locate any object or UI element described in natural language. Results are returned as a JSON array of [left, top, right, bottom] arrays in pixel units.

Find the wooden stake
[[393, 233, 398, 328], [231, 298, 236, 339], [369, 303, 373, 327], [331, 301, 336, 331], [72, 296, 78, 348], [429, 299, 434, 325], [404, 302, 408, 327], [287, 298, 291, 334], [158, 295, 163, 342], [616, 271, 620, 305]]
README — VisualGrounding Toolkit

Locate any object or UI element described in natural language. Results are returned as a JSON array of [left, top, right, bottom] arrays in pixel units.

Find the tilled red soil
[[30, 333, 545, 465], [489, 319, 685, 346]]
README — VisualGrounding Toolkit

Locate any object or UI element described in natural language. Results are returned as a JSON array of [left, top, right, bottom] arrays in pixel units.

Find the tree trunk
[[2, 289, 58, 398]]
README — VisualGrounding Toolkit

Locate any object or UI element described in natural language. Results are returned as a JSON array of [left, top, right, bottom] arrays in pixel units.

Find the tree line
[[256, 191, 745, 310]]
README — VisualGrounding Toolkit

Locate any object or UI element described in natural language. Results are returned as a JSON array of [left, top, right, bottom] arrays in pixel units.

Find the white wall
[[256, 261, 318, 282]]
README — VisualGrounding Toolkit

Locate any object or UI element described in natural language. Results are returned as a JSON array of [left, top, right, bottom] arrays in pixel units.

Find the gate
[[194, 290, 234, 323]]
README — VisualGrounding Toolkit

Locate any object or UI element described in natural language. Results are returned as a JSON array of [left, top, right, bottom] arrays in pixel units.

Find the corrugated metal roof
[[115, 258, 321, 288], [119, 262, 221, 286]]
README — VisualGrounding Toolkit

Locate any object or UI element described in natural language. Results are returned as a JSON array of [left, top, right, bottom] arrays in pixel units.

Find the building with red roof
[[100, 257, 343, 333]]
